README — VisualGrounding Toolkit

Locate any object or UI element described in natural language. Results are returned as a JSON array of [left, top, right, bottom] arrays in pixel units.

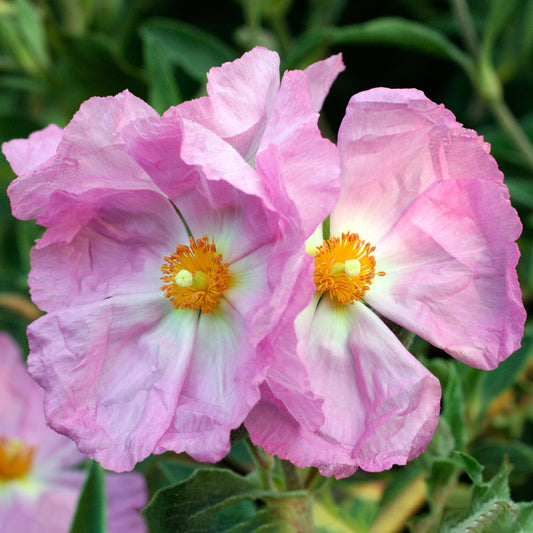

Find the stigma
[[160, 235, 232, 313], [0, 437, 36, 481], [313, 232, 385, 305]]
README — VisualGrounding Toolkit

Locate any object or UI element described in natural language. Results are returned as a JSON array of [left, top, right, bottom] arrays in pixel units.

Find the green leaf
[[141, 29, 182, 113], [143, 468, 260, 533], [442, 361, 467, 451], [471, 440, 533, 480], [286, 17, 472, 75], [139, 18, 237, 83], [144, 467, 313, 533], [481, 0, 522, 59], [69, 461, 107, 533], [443, 459, 520, 533]]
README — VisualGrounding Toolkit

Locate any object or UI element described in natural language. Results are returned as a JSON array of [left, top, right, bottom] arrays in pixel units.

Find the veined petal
[[2, 124, 63, 176], [332, 87, 506, 245], [257, 71, 341, 236], [156, 300, 267, 462], [247, 299, 441, 477], [29, 189, 184, 312], [7, 91, 159, 222], [367, 178, 525, 369], [27, 296, 198, 472], [303, 53, 345, 112], [165, 46, 281, 160]]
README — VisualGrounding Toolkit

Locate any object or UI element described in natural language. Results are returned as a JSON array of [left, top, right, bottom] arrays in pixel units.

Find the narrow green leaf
[[481, 0, 522, 59], [140, 29, 182, 113], [140, 18, 236, 83], [442, 362, 466, 451], [69, 461, 107, 533], [285, 18, 473, 75]]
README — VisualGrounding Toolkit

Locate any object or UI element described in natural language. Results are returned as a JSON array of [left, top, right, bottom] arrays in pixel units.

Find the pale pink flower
[[0, 332, 147, 533], [4, 48, 342, 471], [246, 88, 525, 478]]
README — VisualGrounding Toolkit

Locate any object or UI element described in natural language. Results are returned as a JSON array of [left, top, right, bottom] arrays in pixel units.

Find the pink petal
[[256, 71, 341, 236], [367, 178, 525, 370], [2, 124, 63, 176], [332, 87, 506, 245], [29, 189, 183, 313], [247, 299, 441, 477], [155, 301, 268, 463], [124, 115, 268, 208], [27, 296, 197, 472], [165, 46, 281, 159], [303, 53, 345, 112], [8, 91, 159, 221], [106, 473, 147, 533]]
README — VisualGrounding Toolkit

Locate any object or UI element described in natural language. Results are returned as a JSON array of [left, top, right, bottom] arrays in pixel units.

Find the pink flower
[[4, 48, 342, 471], [246, 88, 525, 478], [0, 332, 147, 533]]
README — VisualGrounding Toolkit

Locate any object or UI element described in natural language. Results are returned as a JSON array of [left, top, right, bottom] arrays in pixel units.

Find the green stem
[[485, 95, 533, 171], [449, 0, 479, 57], [241, 0, 261, 48], [244, 437, 274, 490], [281, 459, 302, 490]]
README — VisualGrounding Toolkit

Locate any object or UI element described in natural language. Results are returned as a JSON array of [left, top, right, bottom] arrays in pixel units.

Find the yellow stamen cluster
[[313, 232, 385, 305], [160, 235, 231, 313], [0, 437, 36, 481]]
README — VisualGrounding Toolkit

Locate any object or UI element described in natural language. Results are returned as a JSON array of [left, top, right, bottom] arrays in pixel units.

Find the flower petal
[[29, 189, 183, 313], [303, 53, 345, 112], [27, 296, 198, 472], [7, 91, 159, 222], [2, 124, 63, 176], [367, 177, 525, 369], [165, 46, 281, 160], [332, 87, 505, 245], [256, 71, 341, 236], [247, 299, 441, 477], [155, 301, 267, 462]]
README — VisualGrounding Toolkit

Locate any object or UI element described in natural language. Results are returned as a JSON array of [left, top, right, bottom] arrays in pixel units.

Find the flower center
[[0, 437, 36, 481], [160, 235, 232, 314], [313, 232, 385, 305]]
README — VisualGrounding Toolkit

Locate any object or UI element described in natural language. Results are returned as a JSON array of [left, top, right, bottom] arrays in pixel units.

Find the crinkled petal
[[155, 301, 267, 462], [27, 295, 197, 472], [124, 115, 268, 210], [8, 91, 159, 221], [256, 72, 341, 236], [29, 189, 183, 312], [2, 124, 63, 176], [367, 178, 525, 369], [332, 87, 506, 245], [165, 46, 281, 160], [303, 53, 345, 112], [247, 299, 441, 477]]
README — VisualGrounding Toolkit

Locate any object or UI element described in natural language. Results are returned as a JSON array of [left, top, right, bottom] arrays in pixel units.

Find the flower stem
[[244, 436, 275, 490], [485, 96, 533, 171]]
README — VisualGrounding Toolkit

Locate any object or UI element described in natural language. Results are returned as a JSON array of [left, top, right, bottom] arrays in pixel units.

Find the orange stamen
[[313, 232, 385, 305], [0, 437, 36, 481], [160, 235, 232, 314]]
